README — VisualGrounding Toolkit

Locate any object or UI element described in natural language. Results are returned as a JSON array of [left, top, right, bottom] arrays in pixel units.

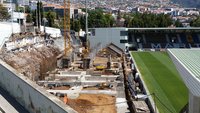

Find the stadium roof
[[128, 27, 200, 30], [168, 49, 200, 96]]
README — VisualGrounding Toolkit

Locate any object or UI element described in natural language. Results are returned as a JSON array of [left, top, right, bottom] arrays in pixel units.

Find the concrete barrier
[[0, 60, 77, 113]]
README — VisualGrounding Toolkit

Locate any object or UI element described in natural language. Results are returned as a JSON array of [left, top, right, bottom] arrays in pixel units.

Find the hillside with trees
[[124, 13, 179, 27], [172, 0, 200, 8]]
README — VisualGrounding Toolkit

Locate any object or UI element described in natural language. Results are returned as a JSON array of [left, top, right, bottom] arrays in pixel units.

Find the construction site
[[0, 0, 154, 113], [0, 0, 127, 113], [0, 29, 129, 113]]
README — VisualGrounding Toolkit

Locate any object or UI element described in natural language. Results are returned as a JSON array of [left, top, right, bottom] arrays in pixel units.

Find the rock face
[[172, 0, 200, 8], [1, 45, 60, 81]]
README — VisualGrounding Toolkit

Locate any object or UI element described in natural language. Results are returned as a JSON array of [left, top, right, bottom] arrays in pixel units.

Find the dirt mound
[[64, 94, 116, 113]]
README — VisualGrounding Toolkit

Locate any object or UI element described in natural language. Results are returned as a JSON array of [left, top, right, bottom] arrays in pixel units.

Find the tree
[[46, 11, 56, 27], [37, 1, 44, 26], [129, 13, 173, 27], [25, 6, 31, 13], [78, 9, 116, 29], [31, 2, 43, 26], [74, 20, 81, 32], [80, 15, 85, 30], [31, 10, 37, 26], [0, 4, 10, 21], [190, 17, 200, 27], [175, 20, 183, 27], [124, 15, 131, 27], [105, 13, 115, 27], [70, 16, 75, 30], [26, 14, 33, 23]]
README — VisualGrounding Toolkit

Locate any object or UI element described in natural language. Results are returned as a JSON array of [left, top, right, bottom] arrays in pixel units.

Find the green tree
[[46, 11, 56, 27], [70, 16, 75, 30], [31, 10, 37, 26], [25, 6, 31, 13], [26, 14, 32, 23], [105, 13, 115, 27], [80, 15, 85, 30], [0, 4, 10, 21], [129, 13, 173, 27], [124, 15, 132, 27], [174, 20, 183, 27], [190, 17, 200, 27], [37, 2, 44, 26], [15, 3, 27, 13], [74, 20, 81, 32], [78, 9, 116, 29], [32, 2, 43, 26]]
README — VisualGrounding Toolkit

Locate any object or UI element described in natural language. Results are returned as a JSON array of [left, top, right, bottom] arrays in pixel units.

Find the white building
[[88, 28, 128, 50], [0, 22, 21, 49], [12, 12, 26, 25]]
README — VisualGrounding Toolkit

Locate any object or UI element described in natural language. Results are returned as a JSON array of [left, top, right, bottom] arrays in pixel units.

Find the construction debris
[[0, 30, 131, 113], [1, 45, 60, 81], [62, 94, 116, 113]]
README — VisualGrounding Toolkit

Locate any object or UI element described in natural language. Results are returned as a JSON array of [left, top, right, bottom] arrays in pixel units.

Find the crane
[[63, 0, 71, 56]]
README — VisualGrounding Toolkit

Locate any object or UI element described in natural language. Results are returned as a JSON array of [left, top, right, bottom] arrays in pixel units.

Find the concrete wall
[[0, 22, 21, 49], [89, 28, 128, 50], [0, 60, 77, 113], [189, 91, 200, 113]]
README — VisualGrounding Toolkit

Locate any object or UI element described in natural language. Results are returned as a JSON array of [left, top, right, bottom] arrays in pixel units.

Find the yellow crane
[[63, 0, 71, 56]]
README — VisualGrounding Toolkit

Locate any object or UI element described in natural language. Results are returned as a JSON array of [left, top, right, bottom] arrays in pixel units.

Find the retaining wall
[[0, 60, 77, 113]]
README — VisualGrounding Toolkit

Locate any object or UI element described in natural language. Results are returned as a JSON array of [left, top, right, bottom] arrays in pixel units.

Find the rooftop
[[128, 27, 200, 33], [168, 48, 200, 96], [169, 49, 200, 80]]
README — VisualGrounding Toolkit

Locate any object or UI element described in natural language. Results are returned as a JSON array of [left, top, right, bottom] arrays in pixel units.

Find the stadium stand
[[127, 28, 200, 50]]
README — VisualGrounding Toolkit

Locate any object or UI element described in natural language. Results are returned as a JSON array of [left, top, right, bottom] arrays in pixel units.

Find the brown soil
[[83, 87, 112, 90], [62, 94, 116, 113], [52, 86, 70, 90], [93, 57, 108, 65]]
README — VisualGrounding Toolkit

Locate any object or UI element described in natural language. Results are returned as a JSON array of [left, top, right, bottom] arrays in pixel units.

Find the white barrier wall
[[168, 50, 199, 113], [0, 60, 77, 113]]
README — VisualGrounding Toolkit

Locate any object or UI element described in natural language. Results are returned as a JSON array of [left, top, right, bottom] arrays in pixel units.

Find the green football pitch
[[131, 51, 188, 113]]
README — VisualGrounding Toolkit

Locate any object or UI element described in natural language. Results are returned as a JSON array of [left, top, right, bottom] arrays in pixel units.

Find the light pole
[[43, 17, 48, 40], [10, 0, 13, 34], [38, 0, 41, 31], [85, 0, 88, 49], [23, 0, 26, 32], [20, 4, 26, 32], [43, 18, 47, 33]]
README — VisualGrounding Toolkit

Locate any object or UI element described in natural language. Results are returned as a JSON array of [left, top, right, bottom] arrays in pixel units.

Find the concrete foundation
[[0, 60, 77, 113], [189, 91, 200, 113], [82, 58, 90, 69]]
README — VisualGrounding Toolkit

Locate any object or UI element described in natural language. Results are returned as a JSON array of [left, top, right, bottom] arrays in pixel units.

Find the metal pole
[[10, 0, 13, 34], [85, 0, 88, 47], [38, 0, 41, 31], [23, 0, 26, 32], [64, 0, 67, 56], [36, 1, 38, 30]]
